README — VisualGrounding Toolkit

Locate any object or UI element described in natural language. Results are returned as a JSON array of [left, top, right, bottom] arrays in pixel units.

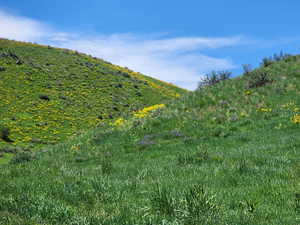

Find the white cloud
[[0, 10, 242, 90], [53, 35, 238, 90], [0, 10, 48, 42]]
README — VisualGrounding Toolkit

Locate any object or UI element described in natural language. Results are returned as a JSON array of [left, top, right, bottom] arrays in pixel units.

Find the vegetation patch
[[0, 48, 300, 224], [0, 39, 186, 152]]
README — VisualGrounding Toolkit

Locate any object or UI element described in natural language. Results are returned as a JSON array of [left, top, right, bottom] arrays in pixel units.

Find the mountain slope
[[0, 38, 186, 152]]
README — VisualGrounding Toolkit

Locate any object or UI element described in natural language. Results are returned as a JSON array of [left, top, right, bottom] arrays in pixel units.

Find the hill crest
[[0, 38, 187, 150]]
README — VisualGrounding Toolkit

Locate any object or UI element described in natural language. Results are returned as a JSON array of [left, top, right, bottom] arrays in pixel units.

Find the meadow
[[0, 41, 299, 224]]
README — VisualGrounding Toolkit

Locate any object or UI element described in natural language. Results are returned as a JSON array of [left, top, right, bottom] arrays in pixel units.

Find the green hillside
[[0, 38, 186, 158], [0, 52, 299, 224]]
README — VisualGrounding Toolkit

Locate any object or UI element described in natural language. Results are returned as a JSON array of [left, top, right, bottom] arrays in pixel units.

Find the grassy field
[[0, 49, 300, 224], [0, 39, 186, 158]]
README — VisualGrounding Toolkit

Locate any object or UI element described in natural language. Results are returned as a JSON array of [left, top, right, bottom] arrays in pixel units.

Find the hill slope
[[1, 53, 300, 224], [0, 39, 186, 153]]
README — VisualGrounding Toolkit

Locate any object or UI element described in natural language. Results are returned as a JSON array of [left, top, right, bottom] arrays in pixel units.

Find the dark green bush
[[261, 57, 274, 67], [246, 70, 273, 89], [0, 126, 13, 143], [10, 151, 35, 164], [242, 64, 252, 75], [198, 70, 231, 89], [261, 51, 292, 67]]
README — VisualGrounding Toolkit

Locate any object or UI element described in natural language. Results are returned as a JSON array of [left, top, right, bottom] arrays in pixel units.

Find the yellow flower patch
[[259, 108, 272, 112], [134, 104, 165, 118], [71, 145, 81, 151], [113, 118, 126, 126], [281, 102, 295, 109], [240, 112, 248, 117], [244, 90, 252, 95], [292, 114, 300, 124]]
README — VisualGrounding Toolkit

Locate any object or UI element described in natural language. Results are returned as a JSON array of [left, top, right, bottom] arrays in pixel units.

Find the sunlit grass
[[0, 42, 300, 224]]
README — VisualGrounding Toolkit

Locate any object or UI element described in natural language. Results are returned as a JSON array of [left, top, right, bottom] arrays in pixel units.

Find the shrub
[[273, 51, 291, 62], [0, 146, 23, 154], [198, 70, 231, 89], [0, 126, 13, 143], [246, 70, 273, 89], [242, 64, 252, 75], [261, 57, 274, 67], [39, 94, 50, 101], [10, 151, 36, 164], [261, 51, 292, 67]]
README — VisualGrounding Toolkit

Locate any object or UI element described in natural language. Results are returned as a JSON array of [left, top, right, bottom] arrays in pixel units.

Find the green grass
[[0, 38, 186, 155], [0, 48, 300, 224]]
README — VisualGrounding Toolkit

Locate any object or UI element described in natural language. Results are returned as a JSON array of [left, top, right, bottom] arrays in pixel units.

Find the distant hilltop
[[0, 38, 187, 149]]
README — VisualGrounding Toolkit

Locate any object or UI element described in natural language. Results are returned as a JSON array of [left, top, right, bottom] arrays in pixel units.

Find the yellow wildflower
[[113, 118, 126, 126], [281, 102, 295, 108], [240, 112, 248, 117], [292, 114, 300, 124], [23, 136, 32, 142], [259, 108, 272, 112], [244, 90, 252, 95], [134, 104, 165, 118], [71, 145, 80, 151]]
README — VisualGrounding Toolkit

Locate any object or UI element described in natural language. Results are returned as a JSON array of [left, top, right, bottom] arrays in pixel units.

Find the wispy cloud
[[0, 9, 243, 90], [0, 10, 48, 42], [58, 35, 239, 90]]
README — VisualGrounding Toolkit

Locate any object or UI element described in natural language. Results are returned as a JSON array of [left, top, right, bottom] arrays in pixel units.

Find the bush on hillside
[[197, 70, 231, 89], [10, 151, 36, 164], [0, 126, 14, 143], [261, 51, 292, 67], [246, 70, 273, 89], [261, 57, 274, 67], [242, 64, 252, 75]]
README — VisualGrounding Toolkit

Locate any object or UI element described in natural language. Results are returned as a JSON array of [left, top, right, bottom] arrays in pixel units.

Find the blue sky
[[0, 0, 300, 90]]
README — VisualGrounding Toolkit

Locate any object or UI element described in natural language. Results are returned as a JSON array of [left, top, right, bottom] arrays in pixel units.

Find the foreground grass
[[0, 55, 300, 224]]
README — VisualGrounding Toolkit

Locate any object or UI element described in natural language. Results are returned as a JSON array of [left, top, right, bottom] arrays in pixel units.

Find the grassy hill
[[1, 51, 300, 224], [0, 39, 186, 162]]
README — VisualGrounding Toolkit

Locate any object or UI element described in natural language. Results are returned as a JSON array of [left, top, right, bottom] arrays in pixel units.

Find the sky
[[0, 0, 300, 90]]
